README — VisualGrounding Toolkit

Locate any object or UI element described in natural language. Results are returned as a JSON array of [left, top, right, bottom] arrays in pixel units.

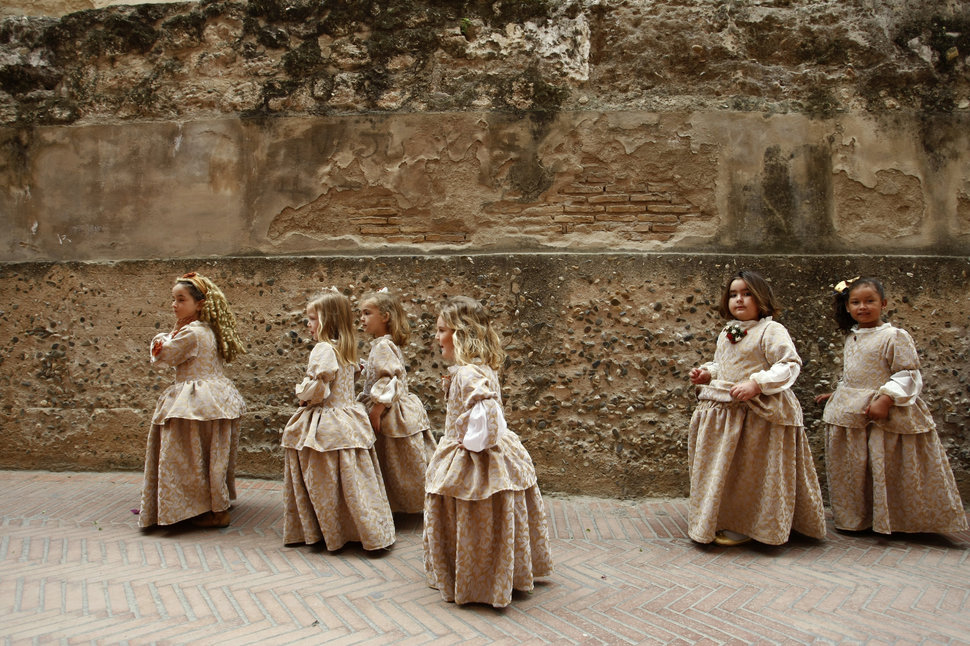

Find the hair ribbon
[[833, 276, 860, 295]]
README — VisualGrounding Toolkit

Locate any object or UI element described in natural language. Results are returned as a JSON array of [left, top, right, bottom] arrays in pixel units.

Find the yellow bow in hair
[[833, 276, 860, 294]]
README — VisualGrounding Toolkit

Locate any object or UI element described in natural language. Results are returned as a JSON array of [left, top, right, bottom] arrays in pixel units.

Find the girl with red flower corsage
[[686, 270, 825, 546], [139, 273, 246, 529]]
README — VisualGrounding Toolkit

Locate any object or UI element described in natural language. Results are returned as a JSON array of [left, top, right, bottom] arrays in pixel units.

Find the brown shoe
[[192, 510, 230, 528], [713, 530, 751, 546]]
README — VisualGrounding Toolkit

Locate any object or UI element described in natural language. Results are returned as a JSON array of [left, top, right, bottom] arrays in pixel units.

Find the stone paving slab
[[1, 471, 968, 645]]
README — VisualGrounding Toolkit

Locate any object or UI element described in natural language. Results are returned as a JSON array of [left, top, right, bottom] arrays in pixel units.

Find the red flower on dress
[[725, 323, 747, 344]]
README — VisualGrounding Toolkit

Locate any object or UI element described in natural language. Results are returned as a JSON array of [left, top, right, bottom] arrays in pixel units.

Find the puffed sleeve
[[150, 326, 199, 368], [454, 366, 507, 452], [750, 322, 802, 394], [878, 328, 923, 406], [366, 339, 406, 405], [295, 342, 339, 406]]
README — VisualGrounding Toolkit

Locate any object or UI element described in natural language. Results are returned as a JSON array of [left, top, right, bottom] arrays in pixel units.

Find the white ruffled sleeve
[[463, 400, 509, 452], [877, 328, 923, 406], [878, 369, 922, 406], [295, 342, 339, 406], [750, 361, 800, 394], [366, 339, 406, 405], [750, 321, 802, 395], [454, 366, 508, 452]]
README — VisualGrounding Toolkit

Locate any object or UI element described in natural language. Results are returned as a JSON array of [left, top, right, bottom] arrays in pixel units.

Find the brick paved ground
[[1, 470, 968, 645]]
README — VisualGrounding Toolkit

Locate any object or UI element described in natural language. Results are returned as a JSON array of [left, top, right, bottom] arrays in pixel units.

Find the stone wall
[[1, 0, 969, 498], [1, 255, 969, 499]]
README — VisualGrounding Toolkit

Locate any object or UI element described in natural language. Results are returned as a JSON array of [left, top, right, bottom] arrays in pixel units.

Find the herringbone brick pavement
[[1, 471, 968, 645]]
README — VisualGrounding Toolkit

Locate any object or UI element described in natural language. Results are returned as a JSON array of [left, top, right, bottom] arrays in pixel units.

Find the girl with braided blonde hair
[[139, 272, 246, 529], [424, 296, 552, 608], [280, 289, 395, 551], [172, 273, 245, 363]]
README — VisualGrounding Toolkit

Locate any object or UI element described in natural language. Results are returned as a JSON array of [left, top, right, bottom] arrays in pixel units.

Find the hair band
[[179, 272, 208, 297]]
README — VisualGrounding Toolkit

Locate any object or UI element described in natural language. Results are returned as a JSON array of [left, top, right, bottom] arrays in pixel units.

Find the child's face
[[846, 284, 886, 328], [435, 316, 455, 362], [727, 279, 759, 321], [360, 301, 389, 337], [306, 305, 320, 339], [171, 284, 203, 322]]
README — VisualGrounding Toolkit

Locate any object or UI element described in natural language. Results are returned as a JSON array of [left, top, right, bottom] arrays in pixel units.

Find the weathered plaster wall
[[2, 111, 970, 261], [1, 255, 968, 499]]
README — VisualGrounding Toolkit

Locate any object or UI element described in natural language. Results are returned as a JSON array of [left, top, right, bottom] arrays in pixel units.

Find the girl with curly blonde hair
[[139, 272, 246, 529]]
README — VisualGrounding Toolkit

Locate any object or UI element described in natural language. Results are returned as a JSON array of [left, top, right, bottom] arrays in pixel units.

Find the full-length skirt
[[375, 430, 437, 513], [826, 425, 968, 533], [139, 418, 239, 527], [688, 401, 826, 545], [283, 446, 395, 550], [423, 485, 553, 608]]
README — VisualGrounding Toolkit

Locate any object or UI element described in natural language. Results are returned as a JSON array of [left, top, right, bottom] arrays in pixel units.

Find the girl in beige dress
[[358, 290, 437, 514], [140, 272, 246, 529], [816, 277, 967, 534], [688, 270, 826, 546], [424, 296, 553, 608], [281, 290, 395, 551]]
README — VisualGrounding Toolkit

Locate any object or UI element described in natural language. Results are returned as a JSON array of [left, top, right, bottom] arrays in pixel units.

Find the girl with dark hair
[[687, 270, 826, 546], [816, 278, 967, 534]]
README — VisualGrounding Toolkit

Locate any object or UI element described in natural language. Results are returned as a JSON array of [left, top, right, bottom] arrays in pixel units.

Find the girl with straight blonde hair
[[358, 289, 436, 514], [280, 289, 394, 551]]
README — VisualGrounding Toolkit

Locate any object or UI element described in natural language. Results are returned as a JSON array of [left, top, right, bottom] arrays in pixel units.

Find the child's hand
[[441, 374, 452, 394], [689, 368, 711, 385], [865, 394, 893, 420], [151, 339, 163, 357], [730, 380, 762, 401], [369, 403, 385, 433], [815, 392, 832, 404]]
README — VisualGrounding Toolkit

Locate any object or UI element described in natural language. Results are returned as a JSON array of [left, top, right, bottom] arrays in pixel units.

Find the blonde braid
[[178, 273, 246, 363]]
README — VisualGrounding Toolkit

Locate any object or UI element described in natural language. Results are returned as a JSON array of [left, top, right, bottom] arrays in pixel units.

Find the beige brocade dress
[[822, 323, 967, 534], [688, 317, 826, 545], [359, 335, 437, 513], [139, 321, 246, 527], [424, 363, 553, 608], [281, 341, 394, 550]]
